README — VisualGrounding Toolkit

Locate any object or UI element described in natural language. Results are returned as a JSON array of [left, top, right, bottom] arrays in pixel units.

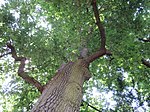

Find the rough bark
[[4, 0, 111, 111], [31, 60, 91, 112]]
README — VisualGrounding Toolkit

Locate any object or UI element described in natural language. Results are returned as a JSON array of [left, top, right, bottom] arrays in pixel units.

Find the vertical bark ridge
[[32, 62, 74, 112], [31, 60, 91, 112]]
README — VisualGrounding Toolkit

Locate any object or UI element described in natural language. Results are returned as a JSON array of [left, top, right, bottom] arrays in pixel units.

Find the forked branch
[[7, 43, 44, 93], [86, 0, 111, 64]]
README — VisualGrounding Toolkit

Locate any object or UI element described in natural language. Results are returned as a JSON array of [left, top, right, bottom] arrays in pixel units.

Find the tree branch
[[85, 0, 112, 64], [6, 43, 44, 93], [0, 52, 11, 58], [141, 59, 150, 68], [91, 0, 106, 49], [82, 100, 102, 112], [138, 38, 150, 42]]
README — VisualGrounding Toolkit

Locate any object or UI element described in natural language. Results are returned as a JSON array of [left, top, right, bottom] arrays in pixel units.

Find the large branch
[[7, 43, 44, 93], [141, 59, 150, 68], [85, 0, 111, 64], [92, 0, 106, 49]]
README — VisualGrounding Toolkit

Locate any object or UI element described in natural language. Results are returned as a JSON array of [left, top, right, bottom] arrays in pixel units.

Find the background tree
[[0, 0, 149, 112]]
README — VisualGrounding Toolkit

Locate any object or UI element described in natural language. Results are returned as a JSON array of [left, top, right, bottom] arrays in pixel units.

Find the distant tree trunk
[[31, 59, 91, 112]]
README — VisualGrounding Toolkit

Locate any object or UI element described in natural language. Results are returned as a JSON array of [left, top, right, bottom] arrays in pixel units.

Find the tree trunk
[[31, 59, 91, 112]]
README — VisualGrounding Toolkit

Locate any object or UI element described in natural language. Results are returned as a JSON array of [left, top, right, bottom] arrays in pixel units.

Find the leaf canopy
[[0, 0, 149, 111]]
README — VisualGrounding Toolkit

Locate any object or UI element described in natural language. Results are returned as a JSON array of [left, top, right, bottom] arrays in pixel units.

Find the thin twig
[[0, 52, 11, 58], [82, 100, 102, 112]]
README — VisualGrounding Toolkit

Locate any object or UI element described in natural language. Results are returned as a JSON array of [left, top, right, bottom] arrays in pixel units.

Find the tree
[[0, 0, 149, 112]]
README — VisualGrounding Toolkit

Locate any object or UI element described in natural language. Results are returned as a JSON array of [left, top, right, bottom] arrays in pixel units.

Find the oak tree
[[0, 0, 149, 111]]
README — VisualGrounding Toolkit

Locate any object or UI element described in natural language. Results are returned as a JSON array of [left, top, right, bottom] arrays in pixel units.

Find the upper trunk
[[31, 59, 91, 112]]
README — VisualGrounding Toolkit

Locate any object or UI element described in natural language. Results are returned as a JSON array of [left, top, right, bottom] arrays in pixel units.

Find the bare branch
[[86, 48, 106, 64], [85, 0, 112, 64], [82, 100, 102, 112], [91, 0, 106, 49], [7, 43, 44, 93], [141, 59, 150, 68], [0, 52, 11, 58]]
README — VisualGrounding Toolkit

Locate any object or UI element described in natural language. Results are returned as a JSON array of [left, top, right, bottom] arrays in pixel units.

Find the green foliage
[[0, 0, 149, 111]]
